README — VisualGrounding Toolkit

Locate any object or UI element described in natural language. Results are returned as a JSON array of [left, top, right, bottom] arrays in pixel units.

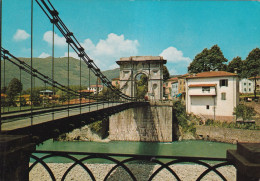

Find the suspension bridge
[[0, 0, 148, 142]]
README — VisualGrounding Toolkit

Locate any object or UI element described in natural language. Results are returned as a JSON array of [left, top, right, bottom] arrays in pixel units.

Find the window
[[221, 92, 226, 100], [249, 83, 251, 86], [202, 87, 210, 93], [249, 88, 251, 92], [244, 83, 246, 86], [244, 88, 247, 92], [220, 79, 228, 87], [206, 105, 210, 109]]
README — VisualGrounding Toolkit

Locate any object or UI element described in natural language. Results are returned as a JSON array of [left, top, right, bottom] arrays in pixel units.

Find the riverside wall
[[196, 125, 260, 144], [109, 102, 173, 142]]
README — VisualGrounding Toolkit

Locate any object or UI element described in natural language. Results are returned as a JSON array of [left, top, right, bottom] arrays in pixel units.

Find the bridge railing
[[29, 150, 236, 181]]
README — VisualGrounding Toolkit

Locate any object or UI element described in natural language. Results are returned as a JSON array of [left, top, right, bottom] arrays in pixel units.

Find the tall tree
[[6, 78, 23, 105], [244, 48, 260, 99], [227, 56, 245, 78], [188, 45, 228, 73], [163, 65, 170, 81]]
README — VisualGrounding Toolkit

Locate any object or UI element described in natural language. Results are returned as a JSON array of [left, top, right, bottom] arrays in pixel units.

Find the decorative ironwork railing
[[30, 151, 236, 181]]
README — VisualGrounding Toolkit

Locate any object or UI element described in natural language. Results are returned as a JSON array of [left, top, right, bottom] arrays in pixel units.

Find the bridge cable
[[88, 65, 91, 112], [1, 48, 108, 108], [35, 0, 133, 101], [51, 20, 55, 120], [67, 42, 70, 116], [79, 57, 82, 114], [30, 0, 34, 125], [19, 64, 22, 111], [3, 53, 5, 113]]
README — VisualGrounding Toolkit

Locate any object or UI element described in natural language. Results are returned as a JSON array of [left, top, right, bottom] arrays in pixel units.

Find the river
[[35, 140, 236, 163]]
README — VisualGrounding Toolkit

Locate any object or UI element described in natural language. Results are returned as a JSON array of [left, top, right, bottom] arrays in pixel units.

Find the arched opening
[[134, 73, 148, 99]]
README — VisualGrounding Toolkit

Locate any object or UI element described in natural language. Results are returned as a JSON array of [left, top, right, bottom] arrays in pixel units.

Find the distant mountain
[[1, 57, 120, 90]]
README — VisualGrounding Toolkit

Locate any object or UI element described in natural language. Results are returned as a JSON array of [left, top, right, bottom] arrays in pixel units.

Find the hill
[[1, 57, 120, 90]]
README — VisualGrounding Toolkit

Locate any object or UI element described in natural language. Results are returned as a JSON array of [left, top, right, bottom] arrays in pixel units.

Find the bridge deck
[[2, 102, 123, 131]]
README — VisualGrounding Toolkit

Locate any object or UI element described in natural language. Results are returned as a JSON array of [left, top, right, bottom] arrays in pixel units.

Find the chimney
[[234, 68, 238, 74]]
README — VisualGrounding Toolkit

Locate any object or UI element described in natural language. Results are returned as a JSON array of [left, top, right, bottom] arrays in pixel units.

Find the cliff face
[[109, 104, 173, 142]]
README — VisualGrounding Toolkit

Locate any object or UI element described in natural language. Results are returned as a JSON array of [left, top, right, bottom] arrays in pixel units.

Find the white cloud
[[38, 52, 51, 58], [160, 47, 191, 63], [160, 46, 191, 75], [13, 29, 30, 41], [43, 31, 66, 47], [79, 33, 139, 70]]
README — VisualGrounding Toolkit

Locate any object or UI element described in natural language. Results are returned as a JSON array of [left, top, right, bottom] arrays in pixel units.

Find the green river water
[[34, 140, 236, 163]]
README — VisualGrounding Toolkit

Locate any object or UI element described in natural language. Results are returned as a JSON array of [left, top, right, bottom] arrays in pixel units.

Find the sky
[[2, 0, 260, 75]]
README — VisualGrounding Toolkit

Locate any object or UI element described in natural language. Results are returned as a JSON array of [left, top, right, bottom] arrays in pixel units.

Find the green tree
[[227, 56, 245, 78], [163, 65, 170, 81], [234, 104, 256, 121], [136, 74, 148, 99], [188, 45, 228, 73], [6, 78, 23, 105], [244, 48, 260, 98]]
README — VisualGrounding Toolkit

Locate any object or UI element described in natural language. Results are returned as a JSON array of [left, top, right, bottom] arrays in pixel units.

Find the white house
[[239, 78, 254, 94], [186, 71, 239, 122], [88, 85, 103, 94]]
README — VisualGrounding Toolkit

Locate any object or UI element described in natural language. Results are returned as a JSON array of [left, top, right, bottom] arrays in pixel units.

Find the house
[[186, 71, 239, 122], [88, 85, 103, 94], [111, 78, 120, 87], [239, 78, 254, 94], [178, 73, 190, 102], [78, 89, 94, 96], [163, 77, 178, 100], [171, 80, 179, 99], [249, 76, 260, 94]]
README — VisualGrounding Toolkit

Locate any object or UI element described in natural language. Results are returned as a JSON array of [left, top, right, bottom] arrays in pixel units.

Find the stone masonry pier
[[109, 101, 173, 142]]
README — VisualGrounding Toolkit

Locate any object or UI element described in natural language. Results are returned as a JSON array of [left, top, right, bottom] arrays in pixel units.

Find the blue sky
[[2, 0, 260, 75]]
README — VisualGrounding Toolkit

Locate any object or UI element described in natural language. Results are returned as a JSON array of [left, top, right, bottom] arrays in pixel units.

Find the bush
[[234, 104, 256, 121]]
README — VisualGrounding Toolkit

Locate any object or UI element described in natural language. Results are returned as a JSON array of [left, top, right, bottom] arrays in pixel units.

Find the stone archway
[[116, 56, 167, 100]]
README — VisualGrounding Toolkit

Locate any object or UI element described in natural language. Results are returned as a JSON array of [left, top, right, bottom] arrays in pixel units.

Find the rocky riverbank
[[29, 163, 236, 181]]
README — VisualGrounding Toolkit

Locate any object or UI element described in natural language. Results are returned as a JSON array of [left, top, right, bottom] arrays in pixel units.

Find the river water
[[36, 140, 236, 163]]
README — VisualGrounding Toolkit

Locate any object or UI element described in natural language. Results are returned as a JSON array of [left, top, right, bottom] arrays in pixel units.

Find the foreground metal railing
[[30, 151, 235, 181]]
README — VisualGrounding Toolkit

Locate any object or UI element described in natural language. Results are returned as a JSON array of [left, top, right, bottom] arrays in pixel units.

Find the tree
[[136, 74, 148, 99], [227, 56, 245, 78], [244, 48, 260, 99], [6, 78, 23, 105], [188, 45, 228, 73], [163, 65, 170, 81], [234, 104, 256, 121]]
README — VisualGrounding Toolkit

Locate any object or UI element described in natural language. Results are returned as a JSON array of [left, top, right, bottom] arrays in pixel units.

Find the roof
[[117, 56, 166, 64], [189, 84, 216, 87], [166, 77, 178, 82], [78, 90, 94, 93], [186, 71, 237, 79], [249, 76, 260, 80], [90, 85, 103, 88], [178, 73, 190, 78]]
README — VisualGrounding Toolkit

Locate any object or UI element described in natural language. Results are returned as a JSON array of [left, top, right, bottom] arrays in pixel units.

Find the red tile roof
[[167, 77, 178, 81], [186, 71, 237, 79], [249, 76, 260, 80], [189, 84, 216, 87]]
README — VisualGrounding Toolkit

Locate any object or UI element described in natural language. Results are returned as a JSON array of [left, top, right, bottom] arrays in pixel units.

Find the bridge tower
[[116, 56, 166, 100]]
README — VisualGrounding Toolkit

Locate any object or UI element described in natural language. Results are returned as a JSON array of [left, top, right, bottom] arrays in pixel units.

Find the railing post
[[227, 143, 260, 181], [0, 135, 35, 181]]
